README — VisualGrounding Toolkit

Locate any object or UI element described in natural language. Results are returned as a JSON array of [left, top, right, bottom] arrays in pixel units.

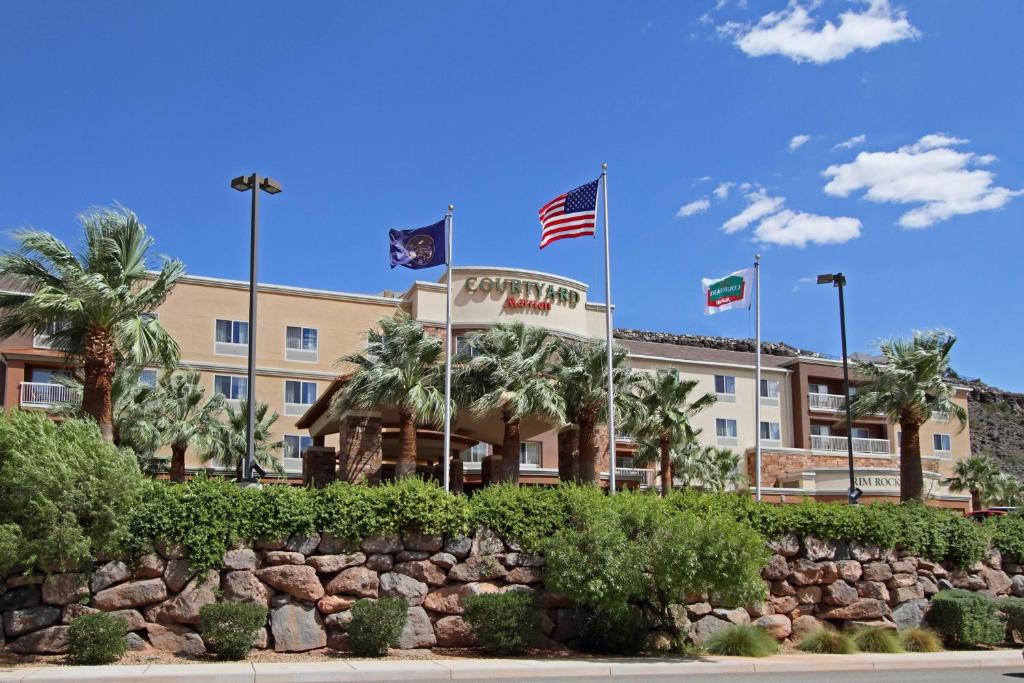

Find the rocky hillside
[[615, 329, 1024, 482], [959, 378, 1024, 480]]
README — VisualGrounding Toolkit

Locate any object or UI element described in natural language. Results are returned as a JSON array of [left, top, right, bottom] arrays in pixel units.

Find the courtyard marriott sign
[[464, 276, 581, 312]]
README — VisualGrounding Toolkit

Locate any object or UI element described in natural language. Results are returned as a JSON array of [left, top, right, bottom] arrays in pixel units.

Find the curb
[[1, 650, 1021, 682]]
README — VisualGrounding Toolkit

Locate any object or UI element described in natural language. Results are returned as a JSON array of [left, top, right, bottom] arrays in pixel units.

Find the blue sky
[[2, 1, 1023, 387]]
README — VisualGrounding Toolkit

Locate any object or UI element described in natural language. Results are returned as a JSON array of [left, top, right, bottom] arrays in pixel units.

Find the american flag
[[538, 178, 600, 249]]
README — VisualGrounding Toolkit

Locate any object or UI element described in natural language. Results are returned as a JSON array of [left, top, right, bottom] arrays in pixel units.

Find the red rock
[[134, 554, 166, 579], [41, 574, 89, 606], [394, 560, 447, 587], [822, 581, 858, 606], [163, 558, 190, 593], [324, 566, 378, 598], [762, 555, 789, 581], [146, 623, 206, 655], [507, 567, 543, 584], [422, 582, 501, 615], [789, 560, 838, 586], [794, 586, 821, 604], [263, 551, 307, 566], [791, 615, 824, 640], [448, 556, 508, 582], [819, 599, 890, 621], [317, 595, 354, 614], [61, 603, 99, 624], [93, 579, 167, 610], [307, 553, 366, 574], [9, 625, 69, 654], [754, 614, 791, 639], [256, 565, 325, 602], [163, 570, 219, 624], [221, 570, 272, 608], [857, 580, 890, 601], [862, 563, 893, 582], [836, 560, 862, 583], [434, 615, 476, 647]]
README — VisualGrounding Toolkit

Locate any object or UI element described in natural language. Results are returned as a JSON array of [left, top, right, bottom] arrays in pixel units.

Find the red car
[[966, 507, 1016, 521]]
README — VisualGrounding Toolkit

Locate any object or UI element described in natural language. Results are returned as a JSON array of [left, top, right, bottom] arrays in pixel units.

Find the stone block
[[271, 600, 326, 652], [93, 579, 167, 611]]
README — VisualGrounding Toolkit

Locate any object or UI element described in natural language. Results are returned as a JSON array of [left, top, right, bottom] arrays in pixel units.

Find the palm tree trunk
[[396, 408, 418, 478], [501, 415, 521, 485], [660, 434, 672, 498], [170, 443, 187, 483], [899, 414, 925, 501], [578, 417, 596, 485], [971, 488, 982, 512], [82, 326, 116, 443]]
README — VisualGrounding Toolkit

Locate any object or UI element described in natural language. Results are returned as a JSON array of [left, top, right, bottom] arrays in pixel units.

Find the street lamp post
[[231, 173, 282, 484], [817, 272, 861, 505]]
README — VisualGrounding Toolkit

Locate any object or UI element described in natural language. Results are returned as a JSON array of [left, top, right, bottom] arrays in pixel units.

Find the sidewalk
[[2, 650, 1021, 682]]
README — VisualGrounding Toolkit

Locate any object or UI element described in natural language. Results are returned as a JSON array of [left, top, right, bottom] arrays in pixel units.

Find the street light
[[231, 173, 282, 484], [817, 272, 862, 505]]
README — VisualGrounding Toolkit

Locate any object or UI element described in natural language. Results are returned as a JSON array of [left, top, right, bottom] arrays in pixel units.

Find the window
[[714, 375, 736, 395], [759, 421, 781, 442], [216, 319, 249, 344], [851, 427, 871, 439], [716, 418, 738, 440], [214, 375, 247, 401], [760, 379, 780, 398], [29, 368, 64, 384], [286, 326, 318, 361], [215, 319, 249, 356], [810, 424, 831, 437], [284, 381, 317, 415], [283, 434, 313, 459], [617, 456, 635, 469], [933, 434, 952, 452], [138, 369, 158, 387], [33, 320, 70, 349], [519, 441, 541, 467], [808, 383, 829, 395], [461, 443, 489, 463]]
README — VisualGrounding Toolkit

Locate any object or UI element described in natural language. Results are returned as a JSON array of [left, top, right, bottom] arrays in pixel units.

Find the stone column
[[302, 447, 337, 488], [338, 414, 383, 484], [593, 425, 612, 487], [557, 426, 579, 483]]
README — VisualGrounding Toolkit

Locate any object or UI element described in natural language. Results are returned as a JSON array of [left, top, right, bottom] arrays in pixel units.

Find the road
[[460, 668, 1024, 683]]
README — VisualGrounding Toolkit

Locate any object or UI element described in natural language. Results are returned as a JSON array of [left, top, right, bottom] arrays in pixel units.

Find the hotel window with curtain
[[760, 378, 780, 405], [214, 375, 247, 401], [284, 381, 317, 416], [716, 418, 738, 444], [286, 326, 318, 362], [519, 441, 541, 467], [933, 433, 952, 453], [283, 434, 313, 459], [215, 319, 249, 356], [715, 375, 736, 402], [759, 421, 781, 443], [461, 443, 489, 463]]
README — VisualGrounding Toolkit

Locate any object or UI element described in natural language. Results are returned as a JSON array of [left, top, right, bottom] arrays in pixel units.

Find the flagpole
[[600, 163, 617, 495], [443, 205, 454, 493], [754, 254, 762, 502]]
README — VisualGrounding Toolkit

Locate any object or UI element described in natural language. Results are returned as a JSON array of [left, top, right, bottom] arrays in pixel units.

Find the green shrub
[[199, 603, 268, 660], [706, 624, 779, 657], [463, 590, 541, 655], [578, 605, 649, 654], [348, 598, 408, 656], [797, 627, 858, 654], [900, 627, 943, 653], [928, 589, 1005, 647], [0, 411, 144, 572], [851, 626, 903, 653], [68, 612, 128, 664], [998, 596, 1024, 638], [989, 514, 1024, 563]]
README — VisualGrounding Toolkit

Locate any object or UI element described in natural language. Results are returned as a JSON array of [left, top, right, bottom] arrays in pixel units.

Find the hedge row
[[0, 412, 1016, 577], [120, 477, 1002, 575]]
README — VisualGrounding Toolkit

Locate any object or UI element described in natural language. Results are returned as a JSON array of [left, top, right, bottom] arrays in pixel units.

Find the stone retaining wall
[[2, 531, 1022, 656]]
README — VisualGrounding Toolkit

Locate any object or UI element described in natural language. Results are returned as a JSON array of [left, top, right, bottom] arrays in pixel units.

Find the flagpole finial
[[602, 162, 608, 170], [756, 253, 761, 262], [448, 204, 454, 212]]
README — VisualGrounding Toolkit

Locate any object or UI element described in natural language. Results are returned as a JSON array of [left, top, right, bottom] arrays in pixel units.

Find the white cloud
[[834, 134, 866, 150], [727, 0, 919, 65], [754, 210, 862, 247], [822, 133, 1022, 228], [677, 197, 712, 218], [696, 175, 712, 182], [789, 134, 812, 151], [722, 189, 786, 233], [713, 181, 735, 199], [792, 276, 816, 292]]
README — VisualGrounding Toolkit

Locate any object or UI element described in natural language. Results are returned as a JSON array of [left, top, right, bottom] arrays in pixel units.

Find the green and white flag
[[702, 268, 754, 315]]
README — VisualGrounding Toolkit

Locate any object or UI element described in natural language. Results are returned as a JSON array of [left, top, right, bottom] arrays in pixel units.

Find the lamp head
[[260, 177, 282, 194], [817, 274, 835, 285], [231, 175, 253, 192]]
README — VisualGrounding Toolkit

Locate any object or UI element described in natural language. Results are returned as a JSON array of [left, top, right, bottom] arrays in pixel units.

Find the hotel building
[[0, 266, 973, 509]]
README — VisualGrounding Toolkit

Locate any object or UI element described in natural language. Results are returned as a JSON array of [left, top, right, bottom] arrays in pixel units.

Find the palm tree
[[943, 455, 1001, 511], [333, 313, 446, 479], [0, 207, 183, 441], [150, 372, 226, 483], [989, 475, 1023, 507], [851, 331, 968, 501], [205, 399, 284, 477], [629, 370, 716, 497], [454, 322, 564, 485], [696, 446, 746, 492], [554, 340, 638, 484]]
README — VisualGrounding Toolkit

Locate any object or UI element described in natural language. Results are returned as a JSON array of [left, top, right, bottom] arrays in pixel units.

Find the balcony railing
[[20, 382, 80, 409], [808, 392, 846, 411], [811, 434, 891, 455], [615, 467, 654, 488]]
